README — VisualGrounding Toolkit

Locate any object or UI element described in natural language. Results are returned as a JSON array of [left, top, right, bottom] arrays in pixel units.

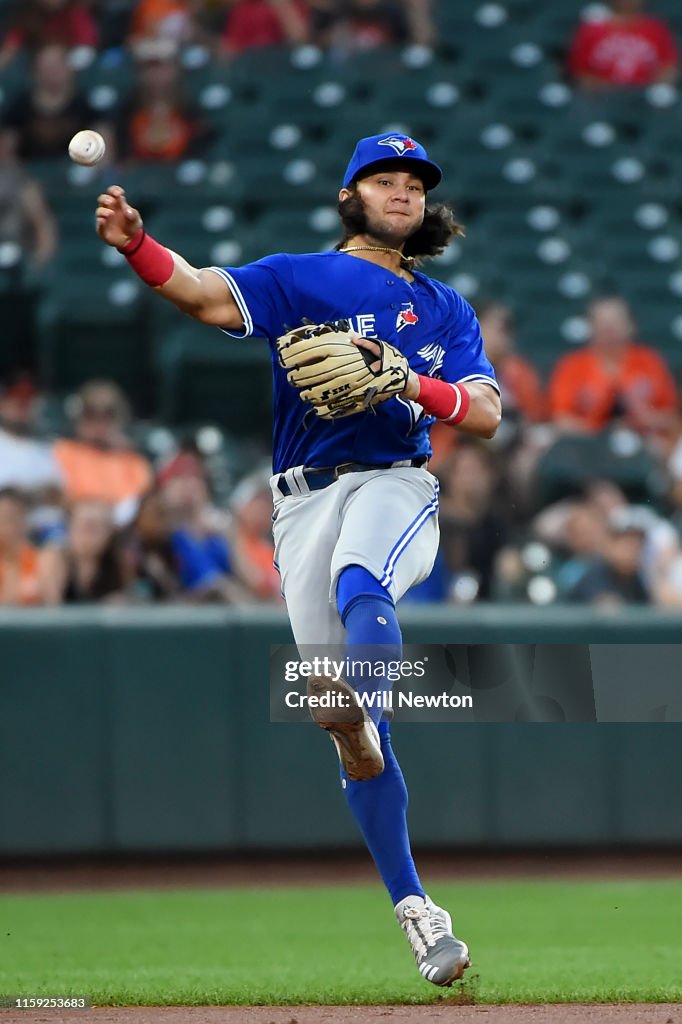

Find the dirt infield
[[1, 1006, 681, 1024], [1, 850, 680, 894]]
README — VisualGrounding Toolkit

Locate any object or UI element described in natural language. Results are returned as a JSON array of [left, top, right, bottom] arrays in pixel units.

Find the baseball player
[[95, 132, 501, 987]]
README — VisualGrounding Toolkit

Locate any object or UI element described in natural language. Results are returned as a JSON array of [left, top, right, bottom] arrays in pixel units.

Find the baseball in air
[[68, 129, 106, 166]]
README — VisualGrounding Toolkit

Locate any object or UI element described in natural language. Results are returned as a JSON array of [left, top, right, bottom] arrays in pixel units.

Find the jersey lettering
[[350, 313, 377, 337], [417, 343, 446, 376]]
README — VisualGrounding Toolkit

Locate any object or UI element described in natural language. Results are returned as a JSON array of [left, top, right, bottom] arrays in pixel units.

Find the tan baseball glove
[[276, 321, 410, 420]]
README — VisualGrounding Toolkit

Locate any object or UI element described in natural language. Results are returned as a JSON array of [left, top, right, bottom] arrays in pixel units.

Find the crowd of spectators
[[0, 375, 283, 605], [400, 292, 682, 609], [0, 1, 679, 182], [0, 286, 681, 610], [0, 0, 677, 205], [0, 0, 437, 64], [2, 0, 682, 609], [0, 1, 676, 84], [0, 1, 438, 167]]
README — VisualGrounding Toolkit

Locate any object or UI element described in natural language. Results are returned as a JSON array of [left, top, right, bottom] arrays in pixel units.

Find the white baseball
[[68, 129, 106, 166]]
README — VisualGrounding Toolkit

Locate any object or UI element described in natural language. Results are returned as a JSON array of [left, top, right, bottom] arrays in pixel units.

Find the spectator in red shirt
[[549, 297, 678, 435], [568, 0, 678, 89], [0, 0, 97, 68], [221, 0, 310, 56]]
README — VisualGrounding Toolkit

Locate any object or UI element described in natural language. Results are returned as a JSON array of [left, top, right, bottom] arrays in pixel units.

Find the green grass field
[[0, 879, 680, 1005]]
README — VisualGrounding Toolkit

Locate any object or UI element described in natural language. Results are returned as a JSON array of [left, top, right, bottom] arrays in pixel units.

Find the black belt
[[276, 458, 427, 496]]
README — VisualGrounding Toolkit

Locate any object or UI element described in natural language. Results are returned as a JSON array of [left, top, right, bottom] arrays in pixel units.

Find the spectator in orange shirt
[[568, 0, 678, 90], [549, 297, 678, 435], [221, 0, 310, 56], [118, 39, 211, 162], [0, 488, 47, 605], [53, 380, 152, 526], [478, 302, 547, 423], [129, 0, 196, 45]]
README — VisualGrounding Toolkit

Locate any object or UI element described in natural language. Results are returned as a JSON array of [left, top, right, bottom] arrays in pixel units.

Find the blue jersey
[[207, 251, 499, 475]]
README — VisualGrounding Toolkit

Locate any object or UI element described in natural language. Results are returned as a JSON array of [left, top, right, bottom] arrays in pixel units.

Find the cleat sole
[[307, 676, 384, 781]]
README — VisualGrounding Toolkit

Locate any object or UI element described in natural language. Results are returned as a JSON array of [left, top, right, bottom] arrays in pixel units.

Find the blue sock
[[342, 721, 425, 905], [337, 565, 402, 728], [335, 565, 425, 906]]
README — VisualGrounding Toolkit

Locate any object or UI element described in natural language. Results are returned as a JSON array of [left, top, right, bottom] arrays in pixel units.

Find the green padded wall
[[0, 607, 680, 856]]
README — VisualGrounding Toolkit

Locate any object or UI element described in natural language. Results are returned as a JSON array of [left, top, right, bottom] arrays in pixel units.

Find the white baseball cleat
[[395, 894, 471, 987], [307, 675, 384, 781]]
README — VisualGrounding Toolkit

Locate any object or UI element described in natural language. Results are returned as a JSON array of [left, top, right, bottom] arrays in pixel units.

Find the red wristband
[[416, 375, 471, 424], [118, 229, 175, 287]]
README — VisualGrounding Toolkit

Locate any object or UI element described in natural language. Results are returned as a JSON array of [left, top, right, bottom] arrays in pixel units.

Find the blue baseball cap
[[343, 132, 442, 191]]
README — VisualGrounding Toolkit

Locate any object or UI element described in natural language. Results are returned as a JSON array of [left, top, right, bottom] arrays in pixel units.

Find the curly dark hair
[[335, 187, 464, 268]]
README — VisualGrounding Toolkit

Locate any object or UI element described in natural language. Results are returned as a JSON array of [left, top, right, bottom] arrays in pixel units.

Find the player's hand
[[95, 185, 143, 248], [353, 337, 419, 398], [352, 336, 381, 371]]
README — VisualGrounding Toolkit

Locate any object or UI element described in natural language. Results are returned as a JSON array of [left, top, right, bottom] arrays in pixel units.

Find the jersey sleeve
[[204, 253, 296, 339], [440, 295, 500, 393]]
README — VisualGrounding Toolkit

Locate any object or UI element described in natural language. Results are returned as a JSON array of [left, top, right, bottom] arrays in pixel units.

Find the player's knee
[[336, 564, 393, 621]]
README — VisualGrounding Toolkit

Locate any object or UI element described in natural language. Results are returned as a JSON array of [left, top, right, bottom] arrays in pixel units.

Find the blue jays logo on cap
[[343, 132, 442, 191], [379, 136, 418, 156]]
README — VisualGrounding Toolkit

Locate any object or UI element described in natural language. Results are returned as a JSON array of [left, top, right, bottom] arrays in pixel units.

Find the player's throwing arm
[[95, 185, 243, 331]]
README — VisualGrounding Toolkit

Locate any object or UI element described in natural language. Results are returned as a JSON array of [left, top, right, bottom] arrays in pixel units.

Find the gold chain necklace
[[340, 245, 415, 266]]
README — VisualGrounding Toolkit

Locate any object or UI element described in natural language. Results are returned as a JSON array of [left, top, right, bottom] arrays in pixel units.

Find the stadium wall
[[1, 607, 680, 856]]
